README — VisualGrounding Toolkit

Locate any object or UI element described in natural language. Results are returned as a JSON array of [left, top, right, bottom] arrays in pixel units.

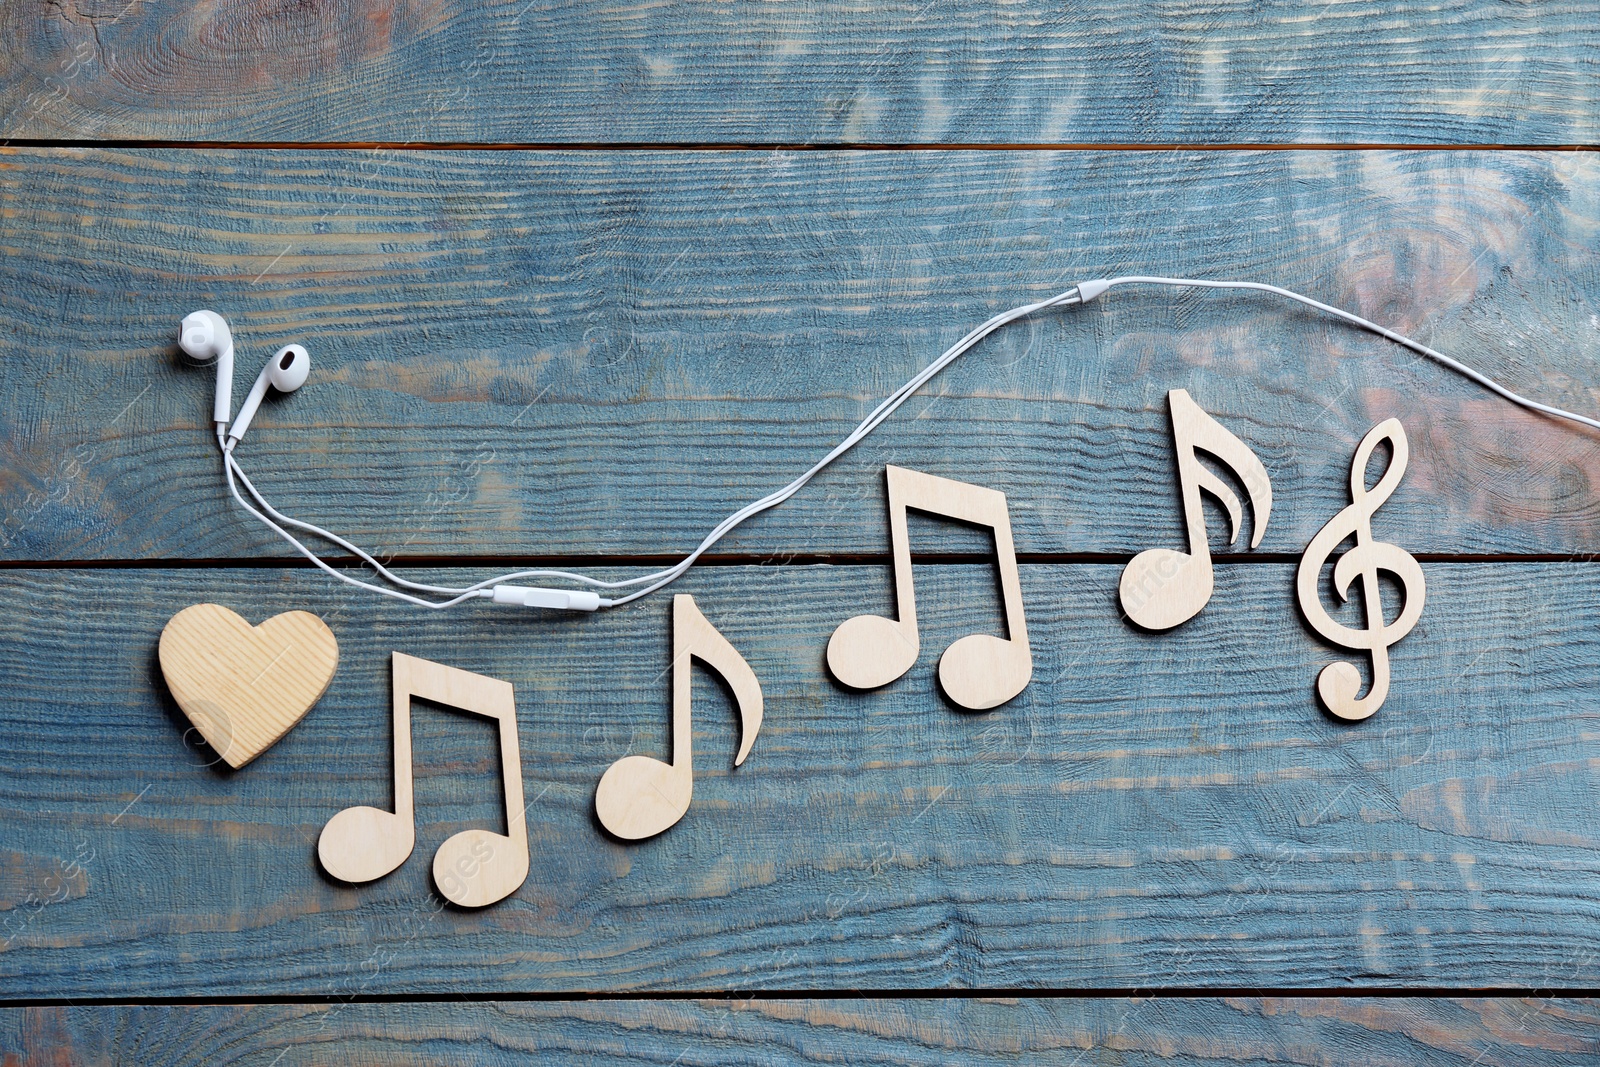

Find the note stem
[[390, 652, 415, 827], [671, 596, 697, 778], [885, 466, 922, 653]]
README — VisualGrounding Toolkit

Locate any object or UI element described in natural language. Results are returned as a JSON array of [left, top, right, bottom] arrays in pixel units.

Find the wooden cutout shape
[[826, 465, 1031, 710], [594, 594, 763, 840], [158, 604, 338, 769], [318, 653, 529, 908], [1120, 389, 1273, 629], [1297, 418, 1426, 721]]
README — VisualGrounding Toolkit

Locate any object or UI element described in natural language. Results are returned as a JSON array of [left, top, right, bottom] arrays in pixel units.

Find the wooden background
[[3, 1, 1599, 1062]]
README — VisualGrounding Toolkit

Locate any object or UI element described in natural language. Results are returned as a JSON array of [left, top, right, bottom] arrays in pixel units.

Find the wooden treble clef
[[1296, 418, 1427, 721]]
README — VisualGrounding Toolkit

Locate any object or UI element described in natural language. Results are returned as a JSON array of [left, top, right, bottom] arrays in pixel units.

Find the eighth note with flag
[[594, 594, 765, 840]]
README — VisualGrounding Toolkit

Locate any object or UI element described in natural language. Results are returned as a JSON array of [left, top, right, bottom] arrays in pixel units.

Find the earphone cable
[[1100, 277, 1600, 433], [227, 450, 494, 597], [214, 277, 1600, 611], [219, 288, 1084, 609], [222, 451, 492, 609], [226, 448, 628, 600]]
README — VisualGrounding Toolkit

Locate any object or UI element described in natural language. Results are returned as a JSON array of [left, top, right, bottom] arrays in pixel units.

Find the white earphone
[[178, 310, 234, 438], [178, 310, 310, 448], [185, 277, 1600, 614], [230, 344, 309, 446]]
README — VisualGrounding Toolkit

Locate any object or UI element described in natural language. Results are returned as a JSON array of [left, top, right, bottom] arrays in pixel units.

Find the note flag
[[1120, 389, 1273, 630], [1297, 418, 1426, 721], [595, 595, 764, 840], [827, 465, 1031, 711], [318, 653, 530, 908]]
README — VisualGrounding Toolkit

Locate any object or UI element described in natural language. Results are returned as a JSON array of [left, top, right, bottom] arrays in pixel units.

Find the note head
[[1119, 548, 1213, 631], [826, 613, 919, 690], [433, 827, 529, 908], [318, 804, 416, 885], [938, 632, 1031, 711], [595, 754, 692, 840]]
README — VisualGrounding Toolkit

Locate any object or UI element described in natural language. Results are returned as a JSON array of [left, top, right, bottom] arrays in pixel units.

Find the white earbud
[[228, 344, 309, 446], [178, 310, 235, 430]]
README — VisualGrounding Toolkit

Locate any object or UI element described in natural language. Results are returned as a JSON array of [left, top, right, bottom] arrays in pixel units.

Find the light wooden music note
[[318, 653, 530, 908], [595, 594, 764, 840], [826, 465, 1031, 711], [1120, 389, 1273, 630], [1297, 418, 1426, 720]]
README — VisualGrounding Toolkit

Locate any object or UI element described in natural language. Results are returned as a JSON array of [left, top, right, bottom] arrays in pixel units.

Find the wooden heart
[[158, 604, 339, 769]]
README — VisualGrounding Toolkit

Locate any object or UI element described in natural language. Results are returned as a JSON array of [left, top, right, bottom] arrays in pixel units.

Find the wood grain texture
[[2, 998, 1597, 1065], [2, 0, 1599, 144], [158, 604, 339, 768], [2, 562, 1599, 996], [3, 148, 1600, 562]]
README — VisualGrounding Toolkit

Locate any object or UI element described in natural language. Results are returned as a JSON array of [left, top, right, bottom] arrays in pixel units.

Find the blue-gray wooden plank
[[1, 2, 1598, 144], [0, 562, 1596, 996], [1, 998, 1597, 1065], [3, 148, 1600, 562]]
